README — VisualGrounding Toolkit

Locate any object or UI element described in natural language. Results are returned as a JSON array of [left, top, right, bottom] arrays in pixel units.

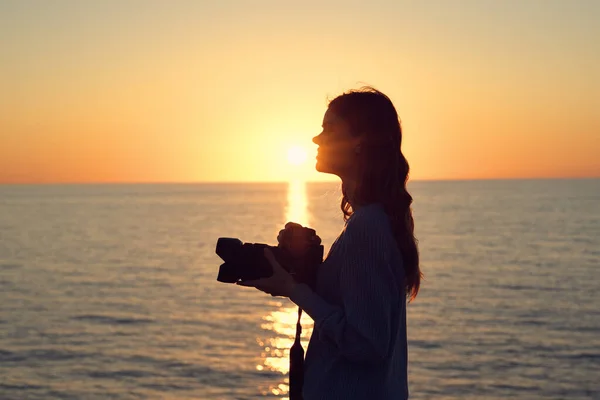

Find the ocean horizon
[[2, 176, 599, 185]]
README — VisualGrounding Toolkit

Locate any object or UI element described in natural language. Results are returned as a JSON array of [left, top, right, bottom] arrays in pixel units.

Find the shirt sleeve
[[289, 211, 401, 364]]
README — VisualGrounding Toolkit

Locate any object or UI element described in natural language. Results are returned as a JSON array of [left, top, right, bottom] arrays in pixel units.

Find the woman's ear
[[353, 135, 366, 154]]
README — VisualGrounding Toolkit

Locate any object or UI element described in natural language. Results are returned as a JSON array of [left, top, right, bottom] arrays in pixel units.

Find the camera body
[[215, 237, 323, 288]]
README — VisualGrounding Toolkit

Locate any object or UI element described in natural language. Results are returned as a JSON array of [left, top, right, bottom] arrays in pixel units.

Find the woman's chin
[[315, 160, 336, 175], [315, 159, 326, 172]]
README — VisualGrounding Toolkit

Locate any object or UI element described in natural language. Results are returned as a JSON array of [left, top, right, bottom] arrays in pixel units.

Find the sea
[[0, 179, 599, 400]]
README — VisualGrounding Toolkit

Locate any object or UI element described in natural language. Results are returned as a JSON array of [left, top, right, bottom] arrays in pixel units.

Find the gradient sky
[[1, 0, 599, 183]]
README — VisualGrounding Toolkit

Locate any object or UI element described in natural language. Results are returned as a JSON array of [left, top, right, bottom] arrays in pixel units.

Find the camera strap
[[289, 306, 305, 400]]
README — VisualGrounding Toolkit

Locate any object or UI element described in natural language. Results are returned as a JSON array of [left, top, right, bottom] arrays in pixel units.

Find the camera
[[215, 228, 323, 288]]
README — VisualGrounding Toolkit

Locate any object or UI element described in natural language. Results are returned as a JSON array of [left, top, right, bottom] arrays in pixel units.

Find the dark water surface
[[1, 179, 599, 399]]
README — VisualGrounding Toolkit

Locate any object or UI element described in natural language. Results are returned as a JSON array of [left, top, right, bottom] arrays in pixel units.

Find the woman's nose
[[312, 135, 320, 145]]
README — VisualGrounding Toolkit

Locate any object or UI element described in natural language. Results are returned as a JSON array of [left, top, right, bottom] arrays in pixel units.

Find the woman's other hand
[[236, 248, 296, 297]]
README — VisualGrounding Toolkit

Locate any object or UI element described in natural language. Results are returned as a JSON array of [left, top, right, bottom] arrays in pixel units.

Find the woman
[[239, 87, 421, 399]]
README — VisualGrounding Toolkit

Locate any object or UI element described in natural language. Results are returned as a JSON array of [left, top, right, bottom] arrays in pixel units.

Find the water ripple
[[71, 315, 155, 325]]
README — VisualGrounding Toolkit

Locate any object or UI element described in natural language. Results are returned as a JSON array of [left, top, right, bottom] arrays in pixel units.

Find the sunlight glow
[[287, 146, 308, 166]]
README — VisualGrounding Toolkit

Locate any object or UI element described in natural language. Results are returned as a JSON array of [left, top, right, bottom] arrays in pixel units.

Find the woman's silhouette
[[239, 87, 421, 400]]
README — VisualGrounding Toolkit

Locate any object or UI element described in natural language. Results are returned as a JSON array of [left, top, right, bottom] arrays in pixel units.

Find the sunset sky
[[1, 0, 598, 183]]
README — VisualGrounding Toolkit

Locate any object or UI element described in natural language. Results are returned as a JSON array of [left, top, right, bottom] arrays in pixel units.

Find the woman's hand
[[277, 222, 322, 257], [236, 248, 296, 297]]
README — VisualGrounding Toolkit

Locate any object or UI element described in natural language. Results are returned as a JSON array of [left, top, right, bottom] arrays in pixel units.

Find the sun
[[287, 146, 308, 166]]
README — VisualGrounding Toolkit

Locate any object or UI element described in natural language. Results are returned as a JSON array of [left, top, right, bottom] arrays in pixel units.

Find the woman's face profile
[[312, 108, 361, 179]]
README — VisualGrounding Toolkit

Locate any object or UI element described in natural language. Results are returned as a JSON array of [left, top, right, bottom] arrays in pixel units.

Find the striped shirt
[[290, 203, 409, 400]]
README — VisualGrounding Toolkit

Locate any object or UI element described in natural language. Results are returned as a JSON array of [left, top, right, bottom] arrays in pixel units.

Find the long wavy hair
[[328, 87, 421, 300]]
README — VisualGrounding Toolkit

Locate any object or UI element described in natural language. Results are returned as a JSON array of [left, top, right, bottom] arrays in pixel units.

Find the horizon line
[[1, 176, 598, 185]]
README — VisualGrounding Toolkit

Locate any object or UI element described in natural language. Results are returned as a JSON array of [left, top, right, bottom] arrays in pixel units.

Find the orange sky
[[1, 1, 599, 183]]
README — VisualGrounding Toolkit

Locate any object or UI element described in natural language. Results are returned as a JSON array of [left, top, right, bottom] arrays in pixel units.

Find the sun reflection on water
[[258, 307, 314, 374], [256, 179, 313, 398], [285, 179, 309, 227], [257, 304, 314, 397]]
